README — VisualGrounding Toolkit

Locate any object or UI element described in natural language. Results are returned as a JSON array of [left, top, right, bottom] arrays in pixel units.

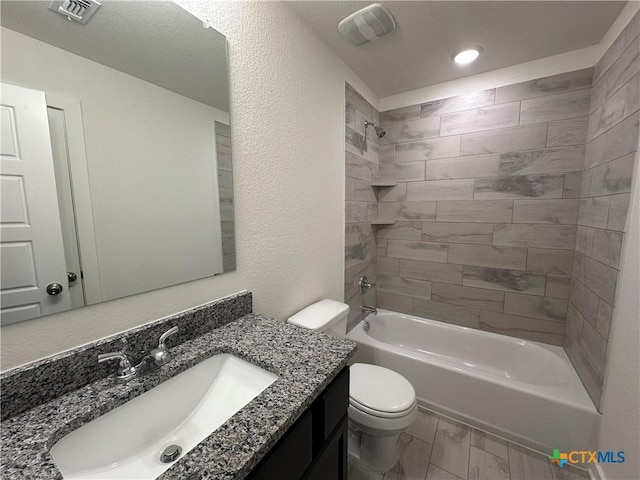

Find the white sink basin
[[49, 354, 278, 479]]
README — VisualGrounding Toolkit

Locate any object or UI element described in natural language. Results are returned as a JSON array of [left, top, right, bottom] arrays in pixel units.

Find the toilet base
[[348, 423, 400, 472]]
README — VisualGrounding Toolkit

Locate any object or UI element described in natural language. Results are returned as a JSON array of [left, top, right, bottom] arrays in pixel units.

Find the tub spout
[[361, 305, 377, 315]]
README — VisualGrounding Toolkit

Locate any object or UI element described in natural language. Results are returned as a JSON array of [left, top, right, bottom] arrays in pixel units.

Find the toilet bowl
[[288, 299, 417, 472]]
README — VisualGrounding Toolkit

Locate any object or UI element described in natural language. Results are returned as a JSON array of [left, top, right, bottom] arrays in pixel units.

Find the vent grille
[[338, 3, 396, 46], [48, 0, 101, 25]]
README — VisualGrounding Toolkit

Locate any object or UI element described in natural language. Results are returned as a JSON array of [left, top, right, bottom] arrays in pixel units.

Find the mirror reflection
[[0, 1, 234, 325]]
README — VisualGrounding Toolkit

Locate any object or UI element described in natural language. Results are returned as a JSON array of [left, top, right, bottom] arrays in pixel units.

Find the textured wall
[[375, 69, 594, 345], [344, 84, 380, 330], [565, 10, 639, 408], [1, 1, 378, 370]]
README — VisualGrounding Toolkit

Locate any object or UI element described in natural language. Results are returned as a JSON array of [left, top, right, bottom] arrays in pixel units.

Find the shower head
[[364, 121, 386, 138]]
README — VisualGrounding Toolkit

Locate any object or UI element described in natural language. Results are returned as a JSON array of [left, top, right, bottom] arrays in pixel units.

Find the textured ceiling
[[0, 0, 228, 111], [286, 1, 626, 98]]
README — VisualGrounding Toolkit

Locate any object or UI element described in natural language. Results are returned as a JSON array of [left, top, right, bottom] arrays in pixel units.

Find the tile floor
[[348, 408, 590, 480]]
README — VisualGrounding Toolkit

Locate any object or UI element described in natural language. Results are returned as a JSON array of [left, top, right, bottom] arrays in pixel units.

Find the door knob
[[67, 272, 78, 283], [46, 283, 64, 295]]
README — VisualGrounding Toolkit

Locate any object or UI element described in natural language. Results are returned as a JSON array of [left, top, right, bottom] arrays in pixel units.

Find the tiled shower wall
[[345, 84, 380, 330], [375, 69, 593, 346], [215, 121, 236, 272], [565, 11, 639, 408]]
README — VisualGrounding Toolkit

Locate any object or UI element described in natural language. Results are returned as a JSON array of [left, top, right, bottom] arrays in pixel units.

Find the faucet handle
[[158, 326, 179, 349], [359, 275, 376, 295], [98, 352, 138, 382]]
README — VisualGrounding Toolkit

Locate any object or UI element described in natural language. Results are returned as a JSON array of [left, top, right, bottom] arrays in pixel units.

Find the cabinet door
[[304, 416, 348, 480]]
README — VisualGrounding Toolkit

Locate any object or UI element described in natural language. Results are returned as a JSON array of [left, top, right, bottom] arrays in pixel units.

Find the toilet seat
[[349, 363, 416, 417]]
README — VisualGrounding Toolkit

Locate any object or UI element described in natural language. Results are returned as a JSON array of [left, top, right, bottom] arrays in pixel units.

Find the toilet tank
[[288, 299, 349, 337]]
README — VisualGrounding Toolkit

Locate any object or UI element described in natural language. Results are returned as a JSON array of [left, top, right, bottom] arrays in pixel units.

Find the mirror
[[0, 1, 234, 325]]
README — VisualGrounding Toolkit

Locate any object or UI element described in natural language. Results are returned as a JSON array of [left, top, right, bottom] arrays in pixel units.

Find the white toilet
[[288, 299, 417, 472]]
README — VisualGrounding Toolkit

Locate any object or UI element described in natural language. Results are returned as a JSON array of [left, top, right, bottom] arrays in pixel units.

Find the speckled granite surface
[[1, 315, 357, 480], [1, 292, 252, 421]]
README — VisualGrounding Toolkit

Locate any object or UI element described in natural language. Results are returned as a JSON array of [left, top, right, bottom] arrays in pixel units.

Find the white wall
[[596, 147, 640, 480], [2, 27, 227, 302], [0, 1, 378, 370]]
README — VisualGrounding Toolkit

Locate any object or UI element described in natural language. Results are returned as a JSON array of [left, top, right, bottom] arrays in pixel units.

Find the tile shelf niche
[[370, 220, 396, 225], [371, 181, 397, 187]]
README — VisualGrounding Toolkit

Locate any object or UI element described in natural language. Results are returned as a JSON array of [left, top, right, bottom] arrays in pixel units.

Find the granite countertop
[[1, 314, 357, 480]]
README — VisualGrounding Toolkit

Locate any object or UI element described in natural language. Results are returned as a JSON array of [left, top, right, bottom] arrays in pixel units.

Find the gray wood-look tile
[[413, 298, 481, 328], [426, 464, 465, 480], [378, 291, 414, 315], [624, 71, 640, 117], [421, 89, 496, 118], [400, 259, 463, 285], [346, 201, 371, 223], [218, 187, 233, 205], [348, 460, 385, 480], [591, 229, 623, 269], [381, 105, 421, 124], [379, 161, 426, 182], [461, 123, 547, 155], [449, 244, 527, 270], [430, 417, 472, 479], [607, 193, 630, 231], [504, 293, 567, 322], [520, 88, 591, 125], [422, 223, 494, 245], [470, 429, 508, 460], [381, 116, 441, 145], [563, 172, 583, 199], [512, 199, 580, 224], [569, 278, 600, 327], [437, 200, 513, 223], [603, 35, 640, 99], [215, 121, 230, 136], [378, 257, 400, 276], [379, 202, 437, 221], [468, 446, 510, 480], [493, 224, 576, 249], [426, 154, 500, 180], [596, 300, 614, 341], [346, 151, 373, 182], [383, 433, 431, 480], [584, 112, 638, 169], [432, 283, 505, 312], [380, 144, 396, 164], [575, 226, 595, 256], [498, 147, 585, 176], [549, 462, 590, 480], [441, 102, 520, 135], [463, 267, 546, 295], [346, 84, 374, 120], [566, 304, 585, 340], [353, 179, 377, 203], [588, 153, 635, 197], [587, 86, 627, 141], [593, 26, 626, 84], [376, 222, 423, 241], [580, 320, 607, 374], [218, 169, 233, 188], [395, 136, 461, 162], [578, 197, 611, 229], [507, 442, 553, 480], [407, 179, 475, 201], [346, 125, 366, 155], [378, 184, 408, 203], [573, 253, 618, 304], [474, 174, 565, 200], [405, 408, 439, 445], [217, 152, 232, 171], [219, 204, 234, 222], [480, 310, 565, 345], [379, 274, 432, 300], [546, 275, 571, 299], [567, 338, 604, 406], [547, 117, 589, 147], [496, 69, 593, 104], [388, 240, 449, 263], [526, 248, 573, 275]]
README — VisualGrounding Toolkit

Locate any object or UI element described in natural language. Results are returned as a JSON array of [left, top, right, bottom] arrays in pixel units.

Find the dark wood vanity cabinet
[[247, 367, 349, 480]]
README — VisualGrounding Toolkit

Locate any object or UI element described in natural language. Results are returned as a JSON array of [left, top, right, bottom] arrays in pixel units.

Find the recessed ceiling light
[[453, 47, 482, 66]]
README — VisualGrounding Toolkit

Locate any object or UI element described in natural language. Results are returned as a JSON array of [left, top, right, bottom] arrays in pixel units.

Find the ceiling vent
[[338, 3, 396, 46], [49, 0, 101, 25]]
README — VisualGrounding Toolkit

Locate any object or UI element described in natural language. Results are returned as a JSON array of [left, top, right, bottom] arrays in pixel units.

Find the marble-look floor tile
[[430, 417, 471, 479], [468, 446, 510, 480], [349, 460, 385, 480], [426, 464, 465, 480], [508, 442, 553, 480], [383, 433, 432, 480], [470, 429, 508, 459], [405, 409, 440, 445]]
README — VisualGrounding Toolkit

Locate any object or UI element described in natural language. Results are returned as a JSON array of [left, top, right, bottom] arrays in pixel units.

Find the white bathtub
[[345, 309, 599, 453]]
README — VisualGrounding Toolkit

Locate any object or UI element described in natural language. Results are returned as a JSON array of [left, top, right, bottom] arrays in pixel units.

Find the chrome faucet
[[359, 275, 377, 315], [98, 326, 179, 383]]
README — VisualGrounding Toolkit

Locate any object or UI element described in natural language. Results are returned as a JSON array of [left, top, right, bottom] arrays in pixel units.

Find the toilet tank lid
[[288, 299, 349, 331]]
